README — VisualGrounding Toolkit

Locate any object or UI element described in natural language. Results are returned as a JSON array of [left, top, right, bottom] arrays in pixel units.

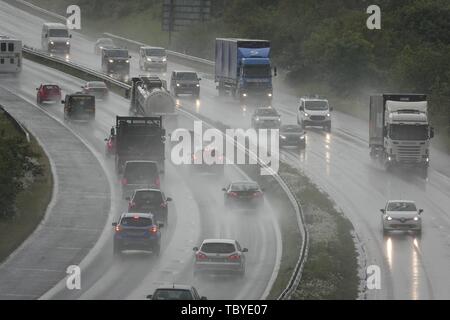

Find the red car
[[36, 84, 61, 105]]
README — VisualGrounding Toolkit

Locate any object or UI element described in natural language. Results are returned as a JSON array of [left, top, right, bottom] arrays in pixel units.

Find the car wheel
[[113, 242, 122, 256], [238, 267, 245, 278]]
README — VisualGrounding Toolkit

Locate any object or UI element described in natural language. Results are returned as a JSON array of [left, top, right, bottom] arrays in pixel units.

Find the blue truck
[[215, 38, 276, 105]]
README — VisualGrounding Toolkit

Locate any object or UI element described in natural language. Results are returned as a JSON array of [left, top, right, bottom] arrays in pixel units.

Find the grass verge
[[0, 112, 53, 264], [278, 162, 359, 299]]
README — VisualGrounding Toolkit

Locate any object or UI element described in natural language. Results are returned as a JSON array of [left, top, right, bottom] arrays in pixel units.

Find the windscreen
[[230, 183, 259, 192], [256, 108, 279, 116], [201, 243, 236, 254], [243, 64, 271, 78], [49, 29, 69, 37], [281, 125, 303, 133], [120, 216, 153, 227], [176, 72, 197, 80], [387, 202, 417, 211], [389, 124, 428, 140], [134, 191, 163, 205], [69, 96, 94, 110], [105, 49, 128, 58], [145, 48, 166, 56], [124, 162, 158, 184], [153, 289, 193, 300], [305, 101, 328, 110]]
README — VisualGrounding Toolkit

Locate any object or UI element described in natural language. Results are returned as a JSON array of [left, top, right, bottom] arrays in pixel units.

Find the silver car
[[193, 239, 248, 277], [381, 200, 423, 234]]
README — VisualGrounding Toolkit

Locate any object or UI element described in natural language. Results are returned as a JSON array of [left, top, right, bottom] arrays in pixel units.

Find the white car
[[297, 96, 332, 132], [381, 200, 423, 234]]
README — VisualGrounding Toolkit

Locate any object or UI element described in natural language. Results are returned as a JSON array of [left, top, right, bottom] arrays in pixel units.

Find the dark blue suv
[[112, 212, 163, 256]]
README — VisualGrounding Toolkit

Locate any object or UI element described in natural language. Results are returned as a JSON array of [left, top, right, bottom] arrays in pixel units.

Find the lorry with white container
[[369, 93, 434, 178]]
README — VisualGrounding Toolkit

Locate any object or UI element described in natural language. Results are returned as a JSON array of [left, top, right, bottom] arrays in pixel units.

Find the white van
[[139, 46, 167, 72], [0, 36, 22, 73], [41, 22, 71, 53], [297, 96, 332, 132]]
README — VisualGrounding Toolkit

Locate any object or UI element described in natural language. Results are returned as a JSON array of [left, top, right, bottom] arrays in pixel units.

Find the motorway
[[1, 0, 450, 300]]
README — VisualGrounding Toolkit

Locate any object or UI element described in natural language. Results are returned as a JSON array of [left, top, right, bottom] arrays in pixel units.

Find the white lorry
[[369, 94, 434, 178]]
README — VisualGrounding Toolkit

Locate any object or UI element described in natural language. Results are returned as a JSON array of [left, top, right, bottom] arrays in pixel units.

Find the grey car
[[146, 284, 207, 300], [381, 200, 423, 234], [193, 239, 248, 277]]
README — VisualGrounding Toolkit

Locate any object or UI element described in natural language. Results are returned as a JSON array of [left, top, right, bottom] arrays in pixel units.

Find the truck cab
[[41, 22, 71, 54], [297, 96, 332, 132], [139, 46, 167, 72], [101, 48, 131, 82]]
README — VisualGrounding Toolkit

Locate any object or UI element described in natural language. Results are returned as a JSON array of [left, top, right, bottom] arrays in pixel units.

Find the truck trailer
[[369, 94, 434, 178], [215, 38, 276, 105]]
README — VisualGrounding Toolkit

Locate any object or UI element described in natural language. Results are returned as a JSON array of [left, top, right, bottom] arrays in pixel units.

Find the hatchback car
[[193, 239, 248, 277], [222, 181, 264, 209], [279, 124, 306, 148], [381, 200, 423, 234], [127, 189, 172, 225], [121, 160, 161, 199], [112, 212, 163, 256], [81, 81, 109, 100], [146, 285, 207, 300], [36, 84, 61, 105], [251, 107, 281, 129]]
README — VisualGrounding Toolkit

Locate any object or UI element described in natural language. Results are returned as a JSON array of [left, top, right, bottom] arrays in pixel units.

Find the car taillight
[[228, 254, 241, 261], [160, 202, 167, 208], [196, 252, 207, 260], [121, 178, 128, 186], [229, 192, 238, 197], [149, 225, 158, 234], [115, 225, 122, 233], [155, 177, 160, 188], [253, 191, 263, 197]]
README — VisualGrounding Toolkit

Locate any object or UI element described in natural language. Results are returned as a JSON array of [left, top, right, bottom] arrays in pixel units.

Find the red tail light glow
[[228, 254, 241, 261], [253, 191, 263, 197], [149, 225, 158, 234], [160, 202, 167, 208], [228, 192, 238, 197], [115, 225, 122, 232], [196, 252, 208, 260], [155, 177, 160, 188], [121, 178, 128, 186]]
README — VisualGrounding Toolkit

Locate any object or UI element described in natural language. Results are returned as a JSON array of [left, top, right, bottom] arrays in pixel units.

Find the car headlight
[[50, 41, 54, 45], [176, 83, 180, 87], [386, 216, 393, 221], [413, 216, 420, 221], [268, 93, 272, 97], [109, 59, 114, 63], [242, 93, 247, 97], [66, 41, 70, 45], [388, 156, 392, 161], [300, 135, 305, 140], [162, 57, 167, 62], [125, 60, 130, 63], [196, 84, 200, 87], [278, 118, 281, 121], [304, 112, 309, 117], [326, 113, 331, 117], [147, 57, 152, 62], [280, 135, 286, 139], [255, 117, 260, 121]]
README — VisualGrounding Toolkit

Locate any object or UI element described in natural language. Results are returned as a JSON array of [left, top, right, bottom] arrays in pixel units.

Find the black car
[[170, 71, 201, 98], [112, 212, 163, 256], [146, 285, 207, 300], [222, 181, 264, 209], [279, 124, 306, 148], [251, 107, 281, 129], [127, 189, 172, 225]]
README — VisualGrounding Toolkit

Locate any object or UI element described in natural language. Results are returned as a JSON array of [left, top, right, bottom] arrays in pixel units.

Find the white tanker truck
[[129, 76, 178, 132]]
